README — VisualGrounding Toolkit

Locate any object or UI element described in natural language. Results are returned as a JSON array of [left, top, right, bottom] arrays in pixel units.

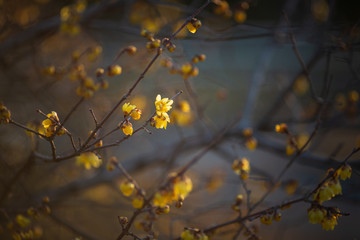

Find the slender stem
[[282, 11, 322, 103], [9, 120, 47, 138]]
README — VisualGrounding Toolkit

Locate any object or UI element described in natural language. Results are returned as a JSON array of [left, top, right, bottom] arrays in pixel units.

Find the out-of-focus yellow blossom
[[160, 58, 173, 68], [313, 184, 334, 203], [293, 75, 309, 95], [132, 194, 144, 209], [275, 123, 288, 133], [297, 133, 310, 150], [76, 152, 102, 170], [260, 215, 272, 225], [87, 45, 102, 61], [274, 212, 282, 222], [0, 102, 11, 124], [321, 215, 338, 231], [42, 65, 55, 75], [181, 229, 195, 240], [245, 137, 257, 151], [285, 179, 298, 195], [121, 121, 133, 135], [286, 141, 297, 156], [146, 39, 161, 49], [119, 179, 135, 197], [60, 0, 87, 35], [16, 214, 31, 228], [335, 93, 346, 111], [311, 0, 329, 22], [181, 63, 193, 74], [328, 179, 342, 196], [348, 90, 359, 103], [171, 100, 193, 127], [76, 77, 100, 99], [173, 175, 193, 199], [232, 158, 250, 180], [337, 164, 352, 181], [234, 10, 247, 23], [125, 46, 137, 55], [308, 207, 326, 224], [107, 65, 122, 76], [153, 190, 171, 207]]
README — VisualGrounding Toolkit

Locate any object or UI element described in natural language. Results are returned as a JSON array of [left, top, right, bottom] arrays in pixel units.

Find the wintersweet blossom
[[76, 152, 102, 170]]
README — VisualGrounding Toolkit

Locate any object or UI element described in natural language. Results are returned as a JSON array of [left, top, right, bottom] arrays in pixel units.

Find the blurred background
[[0, 0, 359, 239]]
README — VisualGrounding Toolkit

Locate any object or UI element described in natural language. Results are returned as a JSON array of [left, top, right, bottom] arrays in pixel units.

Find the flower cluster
[[231, 194, 243, 212], [260, 212, 282, 225], [152, 174, 193, 209], [119, 179, 145, 209], [181, 229, 208, 240], [0, 102, 11, 124], [275, 123, 299, 155], [232, 157, 250, 180], [308, 206, 341, 231], [161, 54, 205, 80], [119, 102, 142, 135], [308, 164, 351, 230], [151, 94, 173, 129], [243, 128, 258, 151], [76, 152, 102, 170], [335, 90, 359, 117], [313, 164, 352, 204], [40, 111, 67, 137], [60, 0, 86, 35], [212, 0, 250, 23], [170, 100, 193, 127]]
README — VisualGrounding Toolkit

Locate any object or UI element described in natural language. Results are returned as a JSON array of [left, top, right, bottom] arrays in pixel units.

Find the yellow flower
[[15, 214, 31, 228], [186, 18, 201, 34], [121, 121, 133, 135], [274, 212, 282, 222], [260, 215, 272, 225], [245, 137, 257, 151], [313, 185, 334, 203], [0, 102, 11, 124], [155, 94, 173, 116], [275, 123, 288, 133], [152, 114, 170, 129], [286, 142, 296, 156], [107, 65, 122, 76], [328, 179, 342, 196], [119, 179, 135, 197], [285, 180, 298, 195], [179, 100, 191, 113], [122, 103, 136, 116], [308, 207, 326, 224], [153, 190, 171, 207], [234, 10, 247, 23], [132, 194, 144, 209], [181, 63, 193, 74], [42, 111, 58, 128], [76, 152, 102, 170], [338, 164, 352, 180], [171, 110, 193, 127], [321, 215, 338, 231], [173, 175, 193, 199], [181, 229, 195, 240], [130, 109, 142, 120], [186, 22, 197, 34]]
